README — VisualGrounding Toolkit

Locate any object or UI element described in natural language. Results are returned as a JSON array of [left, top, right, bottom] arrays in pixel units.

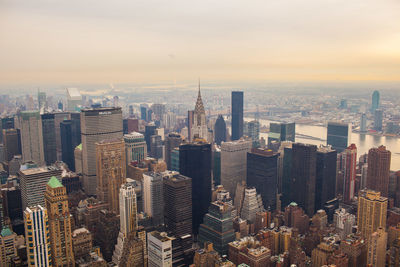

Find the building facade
[[367, 146, 391, 197], [231, 91, 244, 141], [327, 122, 349, 153]]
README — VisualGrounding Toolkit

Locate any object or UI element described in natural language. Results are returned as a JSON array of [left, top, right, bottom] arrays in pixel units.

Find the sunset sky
[[1, 0, 399, 85]]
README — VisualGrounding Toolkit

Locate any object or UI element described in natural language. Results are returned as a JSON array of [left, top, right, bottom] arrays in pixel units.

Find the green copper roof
[[48, 176, 63, 188], [1, 228, 13, 237], [76, 144, 82, 150], [289, 202, 298, 206]]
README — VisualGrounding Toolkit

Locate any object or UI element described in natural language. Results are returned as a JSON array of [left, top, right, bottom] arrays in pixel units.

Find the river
[[244, 118, 400, 171]]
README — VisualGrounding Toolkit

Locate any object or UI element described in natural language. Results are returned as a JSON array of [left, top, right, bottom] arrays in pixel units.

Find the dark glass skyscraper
[[247, 148, 278, 211], [327, 122, 349, 153], [179, 141, 211, 234], [281, 146, 292, 208], [164, 133, 182, 170], [214, 115, 226, 145], [372, 90, 380, 112], [3, 129, 21, 162], [315, 146, 337, 212], [41, 113, 57, 165], [231, 91, 243, 141], [291, 143, 317, 216], [0, 117, 15, 143], [374, 109, 383, 131], [61, 119, 81, 172], [145, 124, 157, 153]]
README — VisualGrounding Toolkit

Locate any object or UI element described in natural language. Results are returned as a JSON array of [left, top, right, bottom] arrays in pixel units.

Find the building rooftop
[[1, 227, 13, 237], [19, 166, 59, 175], [72, 227, 90, 237], [48, 176, 63, 188], [150, 231, 171, 242]]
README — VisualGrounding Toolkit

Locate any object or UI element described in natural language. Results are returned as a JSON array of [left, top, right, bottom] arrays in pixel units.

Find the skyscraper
[[81, 107, 123, 196], [231, 91, 244, 141], [164, 133, 182, 170], [327, 122, 349, 152], [0, 116, 15, 143], [367, 146, 391, 197], [96, 139, 126, 214], [149, 135, 163, 159], [15, 111, 44, 165], [374, 109, 383, 131], [357, 189, 387, 239], [221, 139, 252, 197], [3, 129, 21, 162], [179, 141, 212, 234], [367, 227, 387, 267], [60, 120, 77, 171], [143, 172, 164, 226], [24, 205, 51, 267], [291, 143, 317, 216], [315, 145, 337, 211], [45, 177, 75, 266], [163, 173, 192, 237], [360, 113, 367, 132], [145, 124, 157, 153], [66, 88, 82, 112], [191, 85, 208, 141], [247, 148, 278, 211], [38, 91, 47, 111], [268, 122, 295, 145], [247, 120, 260, 147], [41, 113, 57, 165], [124, 132, 147, 166], [339, 144, 357, 203], [147, 231, 173, 267], [19, 166, 62, 210], [198, 201, 235, 255], [214, 115, 227, 145], [371, 90, 380, 112]]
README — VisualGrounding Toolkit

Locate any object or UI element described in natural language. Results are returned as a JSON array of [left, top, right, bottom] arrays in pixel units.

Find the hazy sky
[[1, 0, 399, 85]]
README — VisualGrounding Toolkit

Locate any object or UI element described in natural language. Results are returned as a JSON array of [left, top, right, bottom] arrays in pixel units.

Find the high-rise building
[[66, 88, 82, 112], [339, 235, 367, 267], [247, 120, 260, 147], [221, 140, 252, 197], [187, 110, 194, 142], [150, 135, 163, 159], [327, 122, 349, 153], [367, 227, 387, 267], [333, 208, 356, 239], [281, 145, 293, 208], [24, 205, 51, 267], [231, 91, 244, 141], [360, 113, 367, 132], [112, 182, 139, 265], [179, 141, 212, 234], [19, 166, 62, 210], [38, 91, 47, 111], [191, 86, 208, 141], [214, 115, 227, 146], [268, 122, 295, 145], [145, 124, 157, 153], [140, 105, 148, 121], [311, 242, 334, 267], [239, 187, 264, 223], [147, 231, 173, 267], [315, 145, 337, 211], [171, 148, 180, 172], [366, 146, 391, 197], [72, 228, 93, 260], [0, 227, 18, 266], [198, 201, 235, 255], [96, 139, 126, 214], [151, 104, 166, 121], [15, 111, 45, 165], [247, 148, 278, 210], [164, 133, 183, 170], [81, 107, 123, 196], [374, 109, 383, 131], [143, 172, 164, 226], [41, 113, 57, 165], [213, 146, 221, 185], [357, 189, 388, 239], [124, 132, 147, 166], [291, 143, 317, 216], [60, 119, 80, 171], [163, 173, 192, 237], [54, 112, 71, 160], [0, 116, 15, 143], [371, 90, 380, 112], [3, 129, 21, 162], [44, 177, 75, 266], [339, 144, 357, 203]]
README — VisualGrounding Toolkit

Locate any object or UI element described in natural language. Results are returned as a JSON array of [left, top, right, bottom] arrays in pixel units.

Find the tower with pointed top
[[191, 81, 208, 141]]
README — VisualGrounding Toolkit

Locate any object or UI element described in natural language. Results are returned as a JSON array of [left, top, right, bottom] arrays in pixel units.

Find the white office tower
[[112, 182, 138, 265], [24, 206, 51, 267], [221, 139, 252, 197], [240, 187, 264, 223], [147, 231, 172, 267], [333, 208, 356, 239], [143, 172, 164, 226], [66, 88, 82, 111]]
